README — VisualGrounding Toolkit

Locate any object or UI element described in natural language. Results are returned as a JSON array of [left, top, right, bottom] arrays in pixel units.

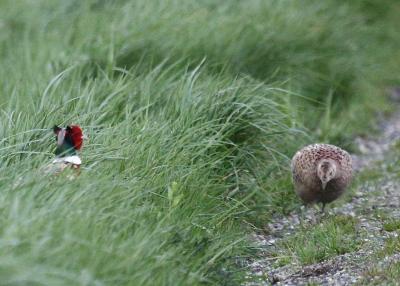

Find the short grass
[[0, 0, 399, 285], [360, 233, 400, 285], [383, 220, 400, 232], [358, 262, 400, 285], [378, 235, 400, 258], [272, 215, 360, 266]]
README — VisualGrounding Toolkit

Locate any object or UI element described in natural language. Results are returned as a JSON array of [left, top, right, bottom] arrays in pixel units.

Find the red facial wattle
[[68, 125, 83, 150]]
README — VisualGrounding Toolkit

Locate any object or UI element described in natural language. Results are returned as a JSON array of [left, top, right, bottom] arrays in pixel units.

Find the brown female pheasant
[[291, 143, 353, 211]]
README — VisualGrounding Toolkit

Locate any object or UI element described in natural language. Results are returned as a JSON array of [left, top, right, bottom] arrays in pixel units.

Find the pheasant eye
[[53, 125, 62, 134]]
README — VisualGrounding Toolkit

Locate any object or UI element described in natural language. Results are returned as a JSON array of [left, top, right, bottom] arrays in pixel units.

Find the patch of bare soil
[[246, 90, 400, 285]]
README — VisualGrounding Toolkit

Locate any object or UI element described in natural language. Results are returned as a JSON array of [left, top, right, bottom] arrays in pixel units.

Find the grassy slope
[[0, 0, 399, 285]]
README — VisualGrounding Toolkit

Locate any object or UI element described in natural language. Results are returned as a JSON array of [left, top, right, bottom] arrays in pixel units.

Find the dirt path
[[247, 90, 400, 285]]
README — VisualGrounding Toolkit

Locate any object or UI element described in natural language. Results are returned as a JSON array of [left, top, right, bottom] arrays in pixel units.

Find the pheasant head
[[317, 159, 337, 190], [53, 125, 83, 156]]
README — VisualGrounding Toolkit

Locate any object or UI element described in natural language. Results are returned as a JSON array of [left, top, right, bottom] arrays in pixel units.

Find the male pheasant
[[45, 125, 84, 175]]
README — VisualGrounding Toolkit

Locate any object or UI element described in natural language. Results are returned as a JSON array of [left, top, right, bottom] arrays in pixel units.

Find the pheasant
[[291, 143, 353, 211], [44, 125, 84, 175]]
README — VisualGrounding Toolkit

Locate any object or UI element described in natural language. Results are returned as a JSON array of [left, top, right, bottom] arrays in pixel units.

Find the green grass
[[378, 235, 400, 258], [383, 220, 400, 232], [359, 224, 400, 284], [0, 0, 399, 285], [359, 262, 400, 285], [273, 215, 360, 266], [360, 234, 400, 285]]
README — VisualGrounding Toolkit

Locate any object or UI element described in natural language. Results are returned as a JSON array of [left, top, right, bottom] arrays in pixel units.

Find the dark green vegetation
[[0, 1, 399, 285], [383, 220, 400, 232]]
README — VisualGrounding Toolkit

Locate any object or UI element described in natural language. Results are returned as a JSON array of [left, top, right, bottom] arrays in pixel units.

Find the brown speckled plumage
[[291, 144, 353, 209]]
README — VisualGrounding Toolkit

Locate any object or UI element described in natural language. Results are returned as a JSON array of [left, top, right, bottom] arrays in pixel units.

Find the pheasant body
[[291, 144, 353, 208], [44, 125, 84, 176]]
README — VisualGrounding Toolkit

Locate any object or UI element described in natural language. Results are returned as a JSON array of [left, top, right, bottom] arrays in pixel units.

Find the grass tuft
[[273, 215, 360, 266], [383, 220, 400, 232]]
